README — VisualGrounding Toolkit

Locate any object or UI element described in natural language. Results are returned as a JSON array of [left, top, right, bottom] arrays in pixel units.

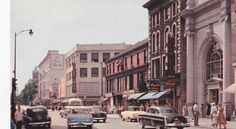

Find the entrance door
[[209, 89, 219, 104]]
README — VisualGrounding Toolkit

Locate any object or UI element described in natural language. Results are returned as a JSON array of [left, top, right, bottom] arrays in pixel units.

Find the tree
[[17, 79, 36, 105]]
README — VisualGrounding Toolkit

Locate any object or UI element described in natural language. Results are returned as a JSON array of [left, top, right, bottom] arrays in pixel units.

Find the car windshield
[[128, 107, 140, 111], [27, 108, 47, 117], [160, 107, 177, 114], [71, 108, 90, 114], [91, 107, 103, 112]]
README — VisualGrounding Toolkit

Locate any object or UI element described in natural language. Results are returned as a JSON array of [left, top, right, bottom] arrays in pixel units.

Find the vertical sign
[[72, 63, 77, 93]]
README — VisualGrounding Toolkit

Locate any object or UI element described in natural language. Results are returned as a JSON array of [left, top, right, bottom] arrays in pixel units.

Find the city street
[[37, 110, 236, 129]]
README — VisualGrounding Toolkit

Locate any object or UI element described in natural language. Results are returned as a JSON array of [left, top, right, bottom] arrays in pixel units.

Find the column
[[221, 0, 232, 120], [186, 31, 195, 103]]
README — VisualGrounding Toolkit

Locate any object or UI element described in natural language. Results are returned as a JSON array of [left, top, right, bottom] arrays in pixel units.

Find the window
[[152, 14, 156, 26], [137, 52, 140, 66], [165, 6, 170, 20], [130, 55, 133, 68], [80, 68, 87, 77], [80, 53, 87, 63], [102, 67, 106, 76], [157, 12, 160, 25], [129, 75, 133, 90], [124, 57, 127, 70], [206, 43, 223, 80], [112, 63, 115, 73], [152, 34, 156, 53], [103, 53, 110, 62], [91, 53, 99, 62], [156, 32, 160, 52], [144, 49, 147, 63], [172, 2, 177, 16], [91, 68, 99, 77], [164, 27, 170, 51]]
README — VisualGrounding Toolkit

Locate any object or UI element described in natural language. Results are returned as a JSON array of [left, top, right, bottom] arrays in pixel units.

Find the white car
[[121, 106, 145, 122]]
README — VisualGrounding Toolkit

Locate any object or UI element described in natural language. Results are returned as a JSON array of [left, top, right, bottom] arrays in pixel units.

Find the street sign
[[72, 63, 77, 93]]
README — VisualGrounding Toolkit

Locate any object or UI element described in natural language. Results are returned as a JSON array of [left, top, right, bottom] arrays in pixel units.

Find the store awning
[[222, 83, 236, 93], [150, 89, 173, 99], [138, 92, 158, 100], [128, 92, 146, 100]]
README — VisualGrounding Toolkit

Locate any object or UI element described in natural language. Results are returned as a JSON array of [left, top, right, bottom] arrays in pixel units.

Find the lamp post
[[11, 29, 33, 121]]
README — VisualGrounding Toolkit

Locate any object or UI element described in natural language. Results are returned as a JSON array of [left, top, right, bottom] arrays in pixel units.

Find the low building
[[65, 43, 131, 105], [105, 39, 148, 108]]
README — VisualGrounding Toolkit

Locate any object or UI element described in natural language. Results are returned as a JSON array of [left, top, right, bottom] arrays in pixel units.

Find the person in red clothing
[[218, 104, 227, 129]]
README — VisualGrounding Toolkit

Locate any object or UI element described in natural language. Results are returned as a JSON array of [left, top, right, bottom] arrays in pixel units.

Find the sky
[[11, 0, 149, 93]]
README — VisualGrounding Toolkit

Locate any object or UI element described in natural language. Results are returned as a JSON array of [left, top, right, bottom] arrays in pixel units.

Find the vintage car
[[90, 106, 107, 122], [66, 106, 93, 129], [23, 106, 51, 129], [121, 106, 145, 122], [60, 109, 68, 118], [138, 106, 190, 129]]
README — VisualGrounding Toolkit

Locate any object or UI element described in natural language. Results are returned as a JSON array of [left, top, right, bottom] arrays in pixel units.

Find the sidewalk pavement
[[186, 118, 236, 129], [107, 114, 236, 129]]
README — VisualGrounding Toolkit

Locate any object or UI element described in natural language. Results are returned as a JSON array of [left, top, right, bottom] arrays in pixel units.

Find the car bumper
[[166, 123, 191, 127], [68, 122, 93, 128], [93, 117, 106, 120], [29, 121, 51, 125]]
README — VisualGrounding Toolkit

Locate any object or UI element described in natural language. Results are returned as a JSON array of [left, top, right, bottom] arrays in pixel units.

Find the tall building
[[38, 50, 65, 103], [65, 43, 131, 105], [180, 0, 236, 119], [105, 39, 148, 108], [143, 0, 187, 111]]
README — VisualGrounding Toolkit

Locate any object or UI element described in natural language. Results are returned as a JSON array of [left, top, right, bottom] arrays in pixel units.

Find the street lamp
[[11, 29, 33, 121]]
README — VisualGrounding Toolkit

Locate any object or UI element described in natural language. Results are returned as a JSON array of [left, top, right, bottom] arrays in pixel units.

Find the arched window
[[164, 27, 170, 51], [152, 33, 156, 53], [156, 32, 160, 52], [206, 42, 223, 80]]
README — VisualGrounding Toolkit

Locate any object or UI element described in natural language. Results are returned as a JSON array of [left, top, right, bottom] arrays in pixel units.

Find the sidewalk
[[188, 118, 236, 129], [107, 113, 121, 119]]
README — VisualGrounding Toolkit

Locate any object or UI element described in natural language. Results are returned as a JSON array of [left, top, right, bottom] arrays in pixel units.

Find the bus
[[61, 98, 83, 106]]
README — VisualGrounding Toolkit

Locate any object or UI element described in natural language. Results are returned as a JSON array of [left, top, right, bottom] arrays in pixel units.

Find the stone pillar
[[186, 31, 195, 103], [221, 0, 232, 120]]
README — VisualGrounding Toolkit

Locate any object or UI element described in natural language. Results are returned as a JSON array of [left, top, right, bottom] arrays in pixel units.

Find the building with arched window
[[180, 0, 236, 119], [143, 0, 187, 111]]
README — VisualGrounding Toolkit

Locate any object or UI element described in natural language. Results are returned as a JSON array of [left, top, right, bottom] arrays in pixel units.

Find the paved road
[[22, 109, 236, 129]]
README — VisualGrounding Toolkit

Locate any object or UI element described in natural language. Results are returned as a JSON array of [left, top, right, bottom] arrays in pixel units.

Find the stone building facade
[[38, 50, 65, 102], [143, 0, 187, 111], [65, 43, 131, 105], [105, 39, 148, 108], [180, 0, 236, 119], [32, 67, 39, 101]]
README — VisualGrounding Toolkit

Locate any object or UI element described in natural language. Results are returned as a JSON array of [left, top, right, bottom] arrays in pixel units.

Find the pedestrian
[[212, 111, 219, 129], [14, 105, 23, 129], [193, 103, 200, 126], [187, 103, 194, 122], [182, 103, 188, 117], [206, 102, 211, 118], [218, 104, 227, 129], [200, 104, 204, 118], [211, 103, 218, 121]]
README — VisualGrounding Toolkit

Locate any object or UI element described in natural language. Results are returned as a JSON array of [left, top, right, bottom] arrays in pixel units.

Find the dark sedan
[[90, 106, 107, 123], [23, 106, 51, 129], [138, 106, 190, 129]]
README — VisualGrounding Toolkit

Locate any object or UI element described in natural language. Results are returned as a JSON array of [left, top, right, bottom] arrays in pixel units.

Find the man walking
[[14, 105, 23, 129], [193, 103, 200, 126]]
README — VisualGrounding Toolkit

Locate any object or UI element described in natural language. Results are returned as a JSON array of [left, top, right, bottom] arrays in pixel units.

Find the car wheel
[[87, 125, 92, 129], [141, 125, 145, 129], [67, 125, 71, 129], [97, 119, 99, 122], [25, 125, 31, 129], [103, 119, 106, 123], [47, 124, 51, 128], [177, 128, 183, 129]]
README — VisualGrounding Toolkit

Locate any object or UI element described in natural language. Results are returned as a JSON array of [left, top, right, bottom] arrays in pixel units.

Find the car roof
[[27, 105, 47, 109], [65, 106, 90, 109]]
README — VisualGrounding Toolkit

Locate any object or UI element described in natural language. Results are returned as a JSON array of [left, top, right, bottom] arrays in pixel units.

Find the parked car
[[23, 106, 51, 129], [121, 106, 145, 122], [90, 106, 107, 122], [138, 106, 190, 129], [59, 109, 68, 118], [66, 106, 93, 129]]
